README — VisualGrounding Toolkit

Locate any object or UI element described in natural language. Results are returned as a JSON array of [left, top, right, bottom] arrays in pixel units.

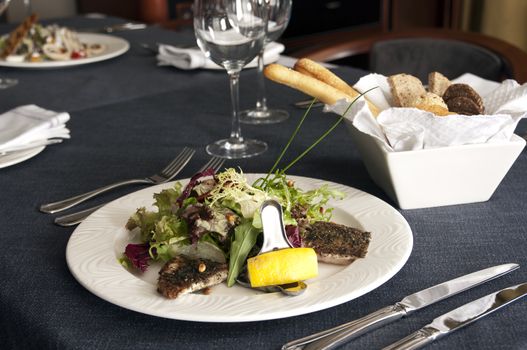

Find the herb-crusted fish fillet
[[302, 221, 371, 265], [157, 255, 228, 299]]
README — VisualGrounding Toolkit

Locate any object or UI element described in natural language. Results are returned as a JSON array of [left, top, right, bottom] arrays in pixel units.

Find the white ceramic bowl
[[346, 122, 526, 209]]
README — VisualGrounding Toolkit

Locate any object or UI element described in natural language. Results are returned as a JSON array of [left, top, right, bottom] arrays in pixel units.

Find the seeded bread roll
[[428, 71, 451, 97], [388, 73, 427, 107], [414, 103, 452, 116], [294, 58, 380, 116], [264, 63, 353, 106], [409, 92, 448, 109]]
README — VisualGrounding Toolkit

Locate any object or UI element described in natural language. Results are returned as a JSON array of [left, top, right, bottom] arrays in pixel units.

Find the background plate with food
[[0, 32, 129, 68]]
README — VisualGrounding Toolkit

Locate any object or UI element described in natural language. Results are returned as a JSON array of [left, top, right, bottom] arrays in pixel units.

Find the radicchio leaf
[[285, 225, 302, 248], [176, 168, 217, 206], [124, 243, 151, 272]]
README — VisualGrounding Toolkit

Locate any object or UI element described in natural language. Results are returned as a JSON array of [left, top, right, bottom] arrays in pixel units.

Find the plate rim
[[66, 174, 413, 322], [0, 145, 45, 168], [0, 33, 130, 69]]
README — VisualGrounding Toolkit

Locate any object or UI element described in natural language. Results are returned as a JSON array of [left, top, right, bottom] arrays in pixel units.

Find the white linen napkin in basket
[[0, 105, 70, 153], [327, 73, 527, 151], [157, 41, 285, 70]]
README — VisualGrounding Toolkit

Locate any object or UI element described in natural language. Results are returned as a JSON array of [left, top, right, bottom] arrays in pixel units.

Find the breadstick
[[294, 58, 380, 116], [264, 63, 352, 105], [1, 14, 38, 58]]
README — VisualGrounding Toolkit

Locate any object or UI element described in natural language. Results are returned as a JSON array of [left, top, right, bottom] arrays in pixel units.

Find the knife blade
[[282, 263, 519, 350], [383, 282, 527, 350], [293, 99, 324, 109]]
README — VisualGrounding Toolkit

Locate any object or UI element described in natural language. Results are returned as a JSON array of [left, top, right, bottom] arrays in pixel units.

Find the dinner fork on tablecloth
[[53, 156, 225, 227], [40, 147, 195, 214]]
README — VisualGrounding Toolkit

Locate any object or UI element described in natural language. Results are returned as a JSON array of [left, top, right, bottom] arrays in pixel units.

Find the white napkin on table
[[327, 73, 527, 151], [0, 105, 70, 153], [156, 41, 285, 70]]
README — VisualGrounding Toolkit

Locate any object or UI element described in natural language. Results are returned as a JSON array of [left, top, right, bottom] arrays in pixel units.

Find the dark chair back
[[370, 38, 506, 82], [289, 28, 527, 83]]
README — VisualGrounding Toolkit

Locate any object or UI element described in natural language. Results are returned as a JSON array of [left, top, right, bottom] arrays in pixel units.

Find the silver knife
[[383, 282, 527, 350], [54, 204, 103, 227], [79, 22, 147, 34], [282, 263, 519, 350]]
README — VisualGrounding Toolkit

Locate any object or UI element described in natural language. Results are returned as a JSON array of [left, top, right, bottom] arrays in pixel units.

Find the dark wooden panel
[[282, 1, 383, 38], [77, 0, 141, 20], [390, 0, 464, 30]]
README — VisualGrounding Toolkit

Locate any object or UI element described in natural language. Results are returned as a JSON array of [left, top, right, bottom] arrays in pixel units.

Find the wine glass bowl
[[266, 0, 292, 43], [0, 0, 11, 14], [194, 0, 268, 159], [239, 0, 292, 125]]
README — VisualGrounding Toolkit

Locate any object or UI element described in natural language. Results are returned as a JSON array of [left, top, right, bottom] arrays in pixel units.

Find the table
[[1, 16, 526, 350]]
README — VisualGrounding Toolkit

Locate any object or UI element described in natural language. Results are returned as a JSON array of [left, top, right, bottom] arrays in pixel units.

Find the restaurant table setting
[[0, 9, 526, 350]]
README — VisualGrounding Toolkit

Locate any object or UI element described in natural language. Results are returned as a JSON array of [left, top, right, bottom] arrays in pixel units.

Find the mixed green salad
[[120, 168, 343, 286]]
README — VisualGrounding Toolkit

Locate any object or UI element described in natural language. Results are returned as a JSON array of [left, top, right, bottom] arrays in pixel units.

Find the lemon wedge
[[247, 247, 318, 287]]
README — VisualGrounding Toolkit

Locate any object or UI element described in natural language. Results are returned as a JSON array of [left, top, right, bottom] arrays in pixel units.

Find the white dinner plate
[[0, 146, 45, 169], [66, 174, 413, 322], [0, 33, 129, 68]]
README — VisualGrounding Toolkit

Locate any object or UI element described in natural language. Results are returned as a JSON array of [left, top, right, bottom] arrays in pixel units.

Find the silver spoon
[[236, 200, 307, 296], [236, 269, 307, 296]]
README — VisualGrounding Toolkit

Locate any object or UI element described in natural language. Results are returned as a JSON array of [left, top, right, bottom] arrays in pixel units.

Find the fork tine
[[198, 156, 215, 172], [161, 148, 194, 176], [161, 147, 194, 175], [198, 156, 225, 173], [211, 157, 225, 172], [168, 150, 195, 180]]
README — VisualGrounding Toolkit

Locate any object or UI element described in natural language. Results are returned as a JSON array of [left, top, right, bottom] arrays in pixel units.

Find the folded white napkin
[[0, 105, 70, 153], [157, 41, 285, 70], [327, 73, 527, 151]]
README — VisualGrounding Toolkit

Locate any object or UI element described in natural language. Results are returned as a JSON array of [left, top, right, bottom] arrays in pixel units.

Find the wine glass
[[239, 0, 292, 124], [23, 0, 32, 15], [0, 0, 10, 14], [0, 0, 18, 89], [194, 0, 268, 159]]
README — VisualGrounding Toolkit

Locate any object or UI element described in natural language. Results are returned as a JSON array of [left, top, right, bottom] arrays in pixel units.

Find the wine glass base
[[206, 138, 267, 159], [239, 108, 289, 124]]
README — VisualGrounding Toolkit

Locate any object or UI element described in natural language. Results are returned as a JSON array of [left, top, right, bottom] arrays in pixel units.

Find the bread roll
[[428, 72, 451, 97], [387, 73, 427, 107]]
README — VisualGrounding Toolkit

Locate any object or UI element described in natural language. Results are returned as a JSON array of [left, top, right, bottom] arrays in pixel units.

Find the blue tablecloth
[[0, 16, 526, 350]]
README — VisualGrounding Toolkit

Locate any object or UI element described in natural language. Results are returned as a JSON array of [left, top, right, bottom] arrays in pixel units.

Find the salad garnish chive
[[256, 87, 378, 191]]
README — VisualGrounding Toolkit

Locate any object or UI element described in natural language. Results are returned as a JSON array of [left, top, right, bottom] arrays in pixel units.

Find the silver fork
[[40, 147, 195, 214], [197, 155, 225, 173], [53, 156, 225, 227]]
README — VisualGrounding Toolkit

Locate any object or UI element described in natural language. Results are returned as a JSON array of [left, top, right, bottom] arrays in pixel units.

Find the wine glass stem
[[23, 0, 31, 15], [229, 70, 243, 143], [255, 49, 268, 111]]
